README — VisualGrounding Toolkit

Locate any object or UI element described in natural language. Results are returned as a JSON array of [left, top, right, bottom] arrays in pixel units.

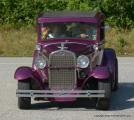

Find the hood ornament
[[58, 42, 68, 50]]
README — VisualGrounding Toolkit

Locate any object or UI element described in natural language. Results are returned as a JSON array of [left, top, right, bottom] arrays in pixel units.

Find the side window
[[100, 22, 105, 41]]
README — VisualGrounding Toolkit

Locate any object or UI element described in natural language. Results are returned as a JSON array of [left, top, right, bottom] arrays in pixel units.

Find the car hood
[[41, 39, 96, 55]]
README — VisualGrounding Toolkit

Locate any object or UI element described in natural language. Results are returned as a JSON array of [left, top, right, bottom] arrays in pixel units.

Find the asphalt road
[[0, 57, 134, 120]]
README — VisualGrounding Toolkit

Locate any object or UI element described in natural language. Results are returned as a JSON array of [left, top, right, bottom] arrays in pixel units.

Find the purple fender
[[90, 66, 110, 79], [90, 48, 117, 80], [14, 66, 33, 80], [14, 66, 45, 89]]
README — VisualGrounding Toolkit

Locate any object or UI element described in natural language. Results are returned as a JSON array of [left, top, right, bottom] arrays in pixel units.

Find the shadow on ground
[[31, 83, 134, 111], [32, 99, 96, 111], [110, 82, 134, 111]]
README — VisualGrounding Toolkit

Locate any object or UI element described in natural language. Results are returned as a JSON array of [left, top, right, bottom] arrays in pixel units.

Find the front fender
[[14, 66, 33, 80], [90, 66, 110, 79]]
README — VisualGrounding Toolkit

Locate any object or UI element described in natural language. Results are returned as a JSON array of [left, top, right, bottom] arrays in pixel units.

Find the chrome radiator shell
[[48, 50, 76, 90]]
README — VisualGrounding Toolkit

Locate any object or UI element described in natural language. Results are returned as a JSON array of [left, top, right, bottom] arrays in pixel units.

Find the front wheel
[[18, 80, 31, 109], [96, 80, 111, 110]]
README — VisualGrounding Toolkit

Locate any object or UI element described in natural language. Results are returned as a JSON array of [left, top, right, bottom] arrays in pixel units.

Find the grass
[[105, 28, 134, 56], [0, 26, 36, 56], [0, 26, 134, 56]]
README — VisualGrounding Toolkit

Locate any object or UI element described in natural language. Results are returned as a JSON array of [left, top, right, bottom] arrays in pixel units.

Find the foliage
[[0, 0, 134, 29], [0, 26, 36, 56], [105, 28, 134, 56], [100, 0, 134, 29], [116, 36, 127, 55]]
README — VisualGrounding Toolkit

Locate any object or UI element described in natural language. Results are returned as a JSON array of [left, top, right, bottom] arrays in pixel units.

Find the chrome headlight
[[77, 55, 89, 68], [34, 55, 47, 69]]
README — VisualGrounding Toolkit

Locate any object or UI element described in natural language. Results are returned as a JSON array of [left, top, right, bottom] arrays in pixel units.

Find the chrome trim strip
[[16, 90, 105, 98]]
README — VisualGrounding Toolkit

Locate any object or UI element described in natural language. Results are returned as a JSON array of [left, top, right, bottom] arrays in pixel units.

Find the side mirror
[[101, 24, 111, 31]]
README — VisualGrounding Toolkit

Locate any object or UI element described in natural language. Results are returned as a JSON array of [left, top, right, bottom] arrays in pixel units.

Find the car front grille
[[48, 50, 76, 90]]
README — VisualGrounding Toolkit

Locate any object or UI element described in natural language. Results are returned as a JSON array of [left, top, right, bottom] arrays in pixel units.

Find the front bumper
[[16, 90, 105, 98]]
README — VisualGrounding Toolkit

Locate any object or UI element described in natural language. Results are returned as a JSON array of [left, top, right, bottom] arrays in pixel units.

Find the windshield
[[40, 22, 97, 40]]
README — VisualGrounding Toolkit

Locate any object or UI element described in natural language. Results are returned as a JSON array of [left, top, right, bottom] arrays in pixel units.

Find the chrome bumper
[[16, 90, 105, 98]]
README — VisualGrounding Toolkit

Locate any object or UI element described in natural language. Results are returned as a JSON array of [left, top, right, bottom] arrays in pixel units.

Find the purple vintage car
[[14, 11, 118, 110]]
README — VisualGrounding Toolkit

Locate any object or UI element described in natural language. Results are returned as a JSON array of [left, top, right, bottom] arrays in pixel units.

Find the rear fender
[[103, 48, 116, 74], [103, 48, 117, 88], [14, 66, 33, 80]]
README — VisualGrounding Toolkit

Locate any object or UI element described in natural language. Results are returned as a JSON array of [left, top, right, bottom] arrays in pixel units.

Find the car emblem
[[58, 42, 68, 50]]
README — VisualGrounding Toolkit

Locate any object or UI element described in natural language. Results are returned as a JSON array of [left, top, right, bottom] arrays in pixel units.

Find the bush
[[100, 0, 134, 29], [0, 0, 134, 30], [0, 0, 67, 26], [116, 36, 127, 55]]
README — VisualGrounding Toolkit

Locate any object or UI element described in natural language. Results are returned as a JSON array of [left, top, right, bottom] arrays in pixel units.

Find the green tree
[[0, 0, 134, 30], [100, 0, 134, 29]]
